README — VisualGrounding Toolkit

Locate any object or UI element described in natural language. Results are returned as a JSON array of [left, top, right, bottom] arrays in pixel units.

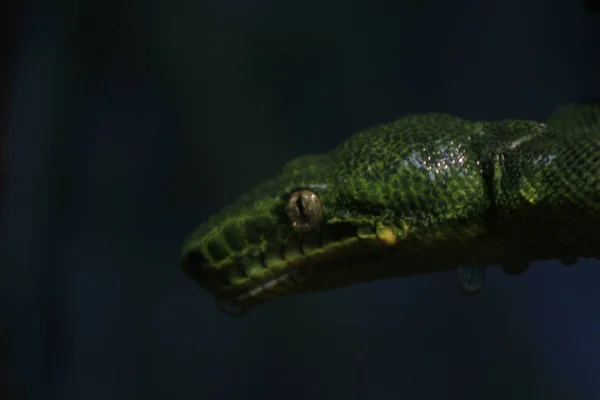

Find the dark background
[[2, 0, 600, 399]]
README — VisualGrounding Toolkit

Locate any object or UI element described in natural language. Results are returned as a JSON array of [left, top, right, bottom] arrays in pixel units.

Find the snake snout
[[181, 249, 226, 292]]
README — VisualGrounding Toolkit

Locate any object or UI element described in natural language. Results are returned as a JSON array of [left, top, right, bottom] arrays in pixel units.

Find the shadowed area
[[2, 0, 600, 399]]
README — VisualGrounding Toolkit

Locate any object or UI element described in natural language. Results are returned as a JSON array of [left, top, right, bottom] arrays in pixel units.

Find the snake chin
[[213, 263, 313, 316], [235, 268, 307, 302]]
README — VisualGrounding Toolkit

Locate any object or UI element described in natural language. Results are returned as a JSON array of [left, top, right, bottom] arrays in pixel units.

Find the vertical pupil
[[296, 196, 307, 221]]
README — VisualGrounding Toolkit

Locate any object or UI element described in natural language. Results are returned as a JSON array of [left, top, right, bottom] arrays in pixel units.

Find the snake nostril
[[181, 250, 211, 285], [181, 250, 231, 291], [183, 250, 207, 271]]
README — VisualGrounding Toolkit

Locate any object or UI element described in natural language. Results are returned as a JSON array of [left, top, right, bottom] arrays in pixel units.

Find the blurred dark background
[[1, 0, 600, 399]]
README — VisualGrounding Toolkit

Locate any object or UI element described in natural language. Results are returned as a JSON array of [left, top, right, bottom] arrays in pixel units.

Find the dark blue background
[[2, 0, 600, 398]]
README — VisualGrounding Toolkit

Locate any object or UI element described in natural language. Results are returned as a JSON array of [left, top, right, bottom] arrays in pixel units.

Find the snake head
[[181, 115, 492, 315], [181, 152, 382, 315]]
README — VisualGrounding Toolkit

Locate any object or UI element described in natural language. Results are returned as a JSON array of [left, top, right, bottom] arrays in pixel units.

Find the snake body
[[181, 103, 600, 315]]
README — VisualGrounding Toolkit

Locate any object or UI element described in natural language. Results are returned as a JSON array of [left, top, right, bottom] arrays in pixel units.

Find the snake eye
[[285, 189, 323, 232]]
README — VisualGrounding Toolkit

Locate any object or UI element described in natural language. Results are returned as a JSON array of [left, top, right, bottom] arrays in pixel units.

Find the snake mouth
[[182, 223, 400, 315], [214, 262, 317, 316]]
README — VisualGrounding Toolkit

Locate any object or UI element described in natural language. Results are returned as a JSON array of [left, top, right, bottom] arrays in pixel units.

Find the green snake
[[181, 103, 600, 315]]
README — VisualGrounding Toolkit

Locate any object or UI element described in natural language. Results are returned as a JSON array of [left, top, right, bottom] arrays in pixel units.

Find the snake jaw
[[181, 221, 404, 312]]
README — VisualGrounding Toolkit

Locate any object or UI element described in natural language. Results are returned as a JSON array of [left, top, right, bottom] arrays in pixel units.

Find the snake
[[180, 103, 600, 316]]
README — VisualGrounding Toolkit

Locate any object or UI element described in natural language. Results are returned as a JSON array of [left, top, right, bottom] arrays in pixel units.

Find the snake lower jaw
[[182, 221, 404, 312], [213, 264, 314, 316]]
